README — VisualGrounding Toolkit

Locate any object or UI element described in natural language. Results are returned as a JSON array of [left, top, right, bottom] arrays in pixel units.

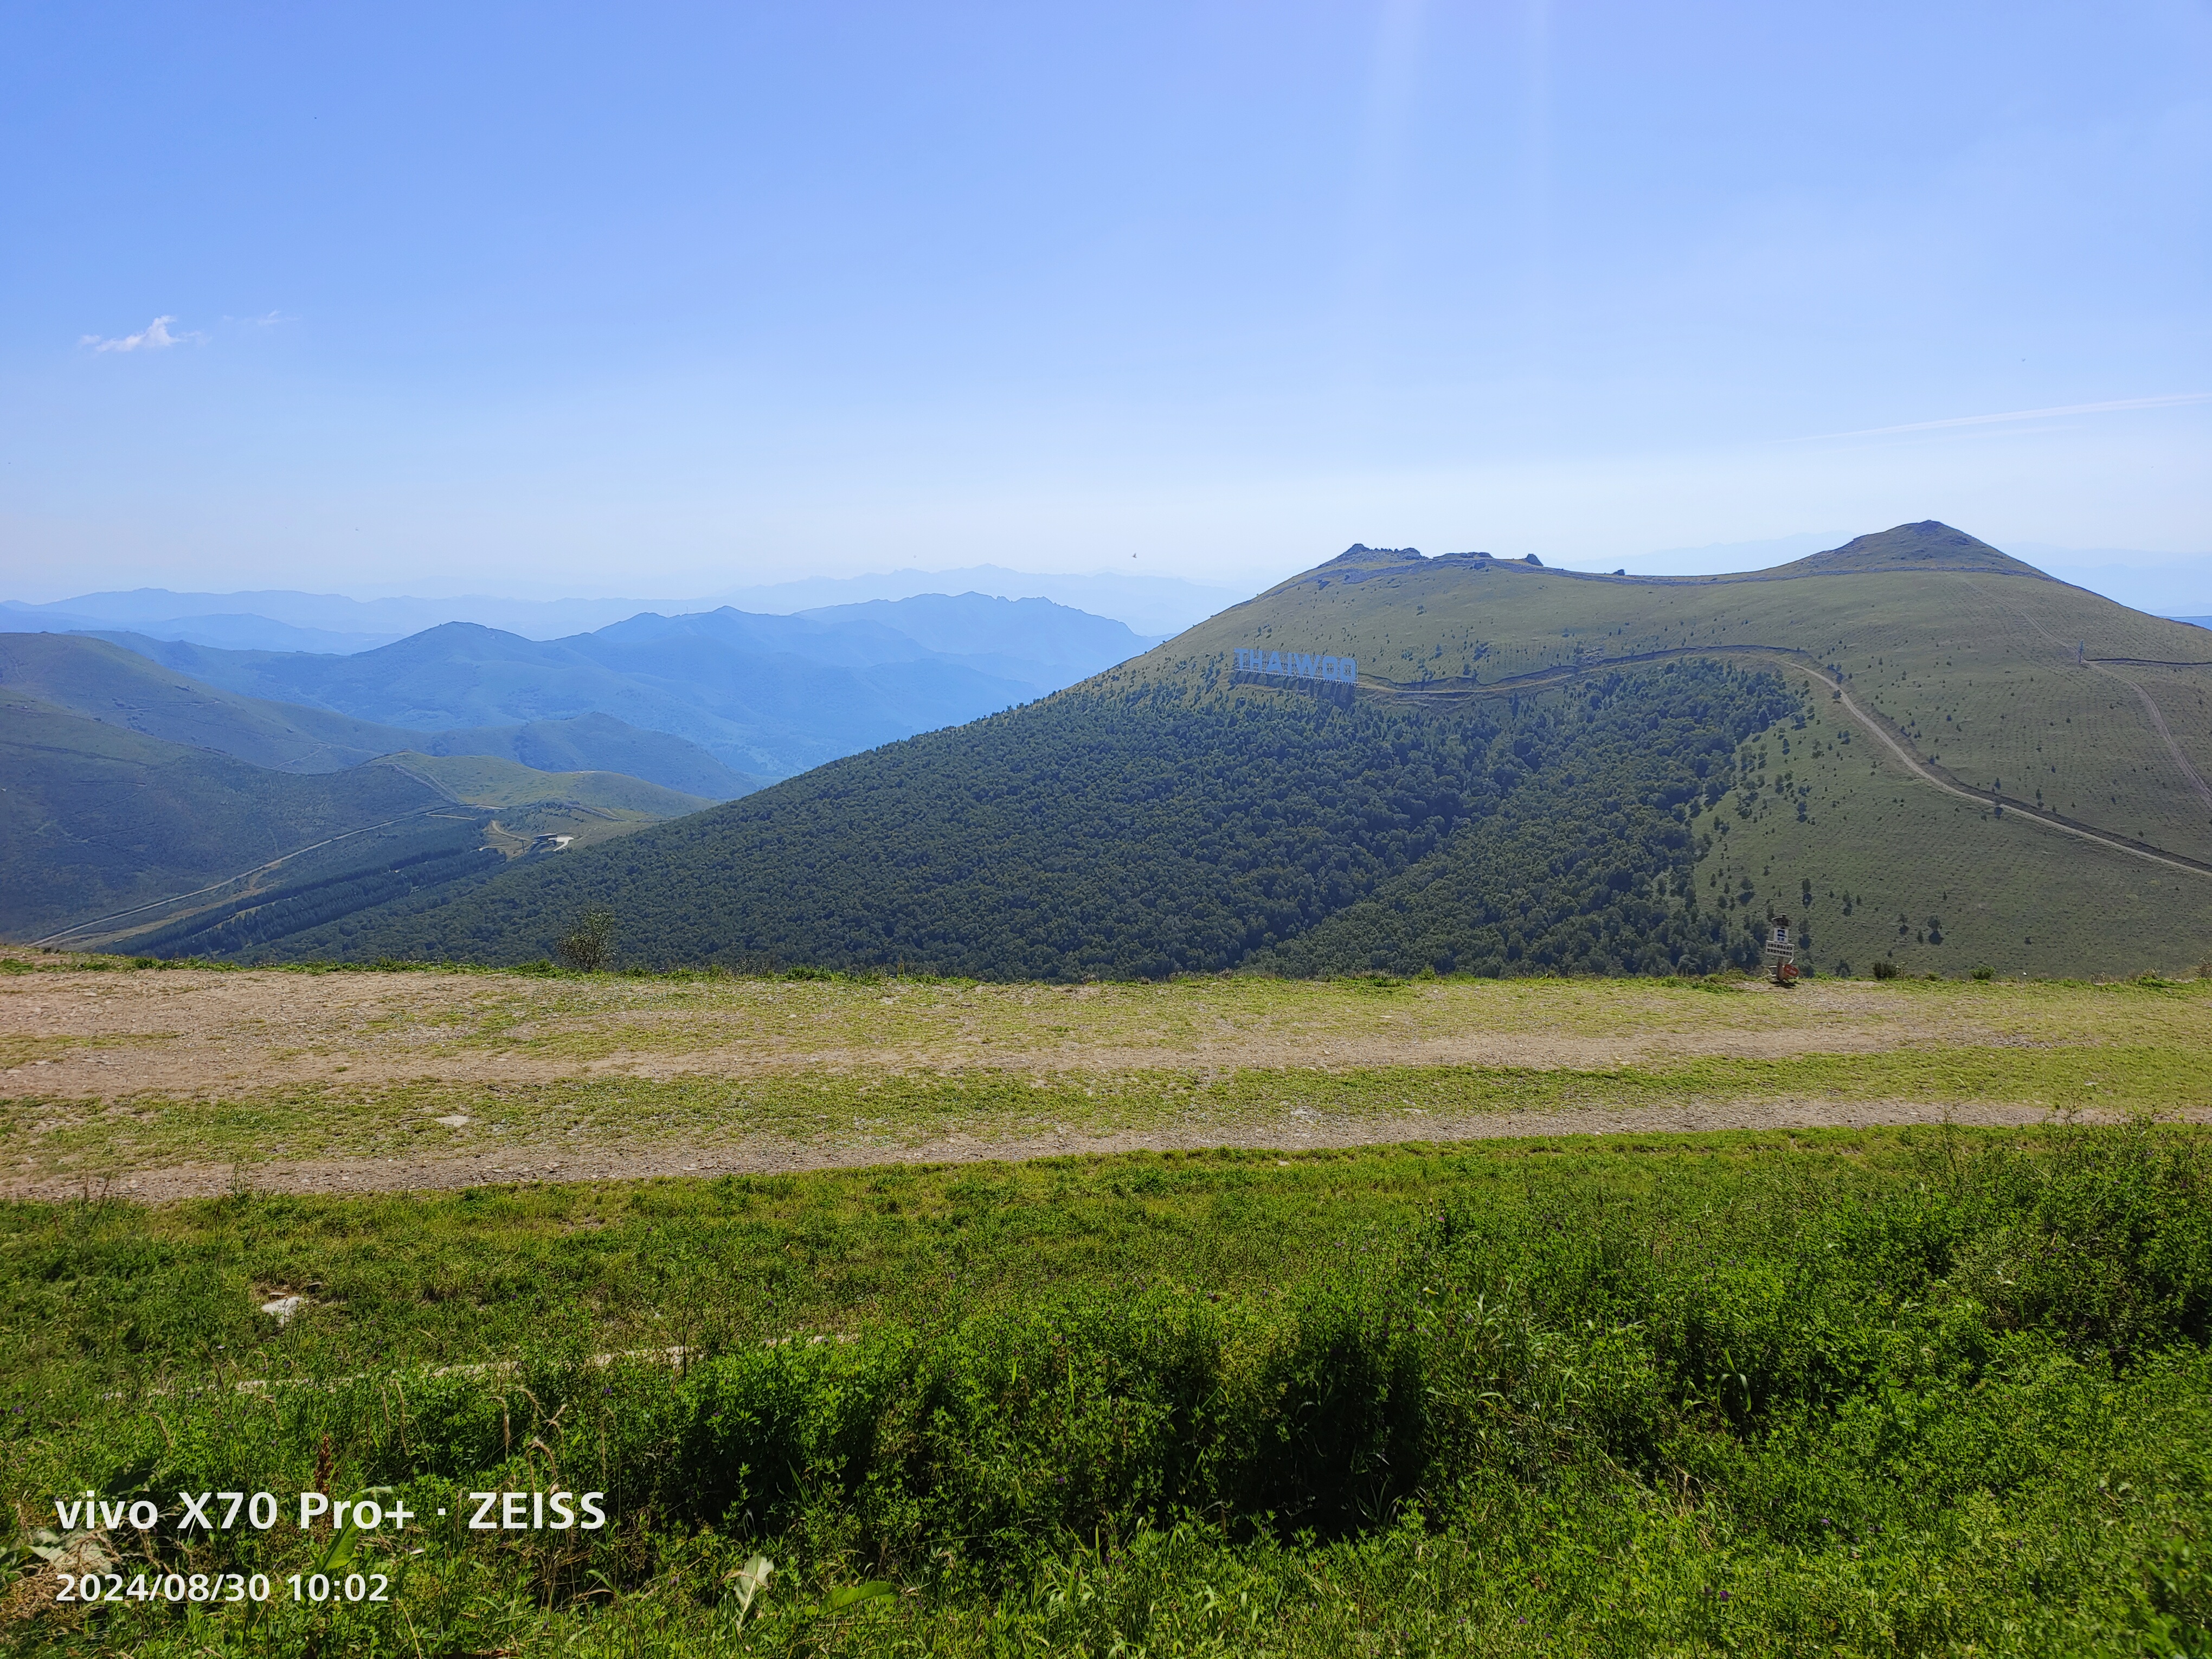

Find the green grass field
[[2, 1123, 2208, 1654], [1695, 686, 2212, 976]]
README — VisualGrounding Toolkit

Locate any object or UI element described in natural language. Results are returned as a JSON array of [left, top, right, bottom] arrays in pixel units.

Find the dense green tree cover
[[256, 659, 1795, 977], [1266, 666, 1798, 977], [113, 828, 500, 959]]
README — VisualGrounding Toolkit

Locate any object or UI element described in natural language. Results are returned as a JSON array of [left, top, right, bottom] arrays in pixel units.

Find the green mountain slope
[[0, 631, 430, 772], [215, 523, 2212, 979], [0, 686, 711, 954], [253, 661, 1796, 974], [1185, 522, 2212, 866], [1, 632, 760, 797], [0, 690, 467, 943], [370, 752, 711, 817]]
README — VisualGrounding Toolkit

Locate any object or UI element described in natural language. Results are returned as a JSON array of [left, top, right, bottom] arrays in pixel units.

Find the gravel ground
[[5, 960, 2204, 1199]]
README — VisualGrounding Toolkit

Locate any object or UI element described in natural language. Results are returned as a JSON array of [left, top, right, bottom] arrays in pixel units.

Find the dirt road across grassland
[[30, 1096, 2197, 1205], [4, 958, 2206, 1199]]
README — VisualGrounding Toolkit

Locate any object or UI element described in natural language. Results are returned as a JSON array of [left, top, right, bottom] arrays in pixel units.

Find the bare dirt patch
[[24, 1096, 2200, 1204], [5, 962, 2204, 1199], [0, 966, 2162, 1101]]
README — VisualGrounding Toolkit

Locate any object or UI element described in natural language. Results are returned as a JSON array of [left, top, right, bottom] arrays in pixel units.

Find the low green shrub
[[4, 1125, 2208, 1653]]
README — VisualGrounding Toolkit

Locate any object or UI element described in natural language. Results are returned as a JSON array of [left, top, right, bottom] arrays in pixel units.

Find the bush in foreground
[[3, 1124, 2208, 1653]]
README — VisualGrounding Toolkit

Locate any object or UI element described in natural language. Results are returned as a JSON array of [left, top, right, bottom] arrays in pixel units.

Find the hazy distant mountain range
[[68, 593, 1157, 779], [722, 567, 1244, 636], [10, 549, 2198, 657], [12, 529, 2209, 974], [0, 632, 757, 797], [0, 566, 1237, 653]]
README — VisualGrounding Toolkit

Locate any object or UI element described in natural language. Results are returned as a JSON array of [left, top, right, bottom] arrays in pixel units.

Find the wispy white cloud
[[79, 316, 204, 353], [1798, 393, 2212, 441]]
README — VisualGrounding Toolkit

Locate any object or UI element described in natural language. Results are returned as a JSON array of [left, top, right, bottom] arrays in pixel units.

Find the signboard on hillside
[[1230, 646, 1358, 705], [1233, 647, 1357, 684]]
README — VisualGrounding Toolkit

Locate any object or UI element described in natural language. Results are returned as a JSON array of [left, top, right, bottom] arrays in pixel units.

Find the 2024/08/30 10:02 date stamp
[[50, 1487, 607, 1607]]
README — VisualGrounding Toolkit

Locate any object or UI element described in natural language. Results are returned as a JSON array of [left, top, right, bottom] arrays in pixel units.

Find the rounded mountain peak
[[1779, 522, 2048, 577]]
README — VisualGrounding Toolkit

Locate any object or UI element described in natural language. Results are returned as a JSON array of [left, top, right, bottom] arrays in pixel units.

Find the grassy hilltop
[[1173, 522, 2212, 866], [1160, 522, 2212, 977], [250, 523, 2212, 980]]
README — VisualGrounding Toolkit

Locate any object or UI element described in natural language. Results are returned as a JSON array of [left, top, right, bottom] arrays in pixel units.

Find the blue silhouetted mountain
[[0, 600, 402, 654], [795, 593, 1165, 684], [0, 633, 759, 799], [84, 593, 1157, 778]]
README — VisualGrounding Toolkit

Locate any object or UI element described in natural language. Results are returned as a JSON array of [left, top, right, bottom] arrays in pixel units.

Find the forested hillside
[[256, 661, 1794, 975], [0, 660, 719, 953]]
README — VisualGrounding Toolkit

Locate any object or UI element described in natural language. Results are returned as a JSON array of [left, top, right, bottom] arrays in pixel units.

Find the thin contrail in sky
[[1798, 393, 2212, 441]]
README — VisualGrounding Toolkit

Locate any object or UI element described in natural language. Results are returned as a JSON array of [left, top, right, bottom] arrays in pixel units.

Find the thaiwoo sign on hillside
[[1233, 646, 1358, 683]]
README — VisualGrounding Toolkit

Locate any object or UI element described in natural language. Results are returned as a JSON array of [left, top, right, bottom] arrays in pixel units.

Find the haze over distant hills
[[2010, 549, 2212, 620], [0, 567, 1233, 652], [8, 543, 2201, 663], [726, 567, 1243, 637], [0, 633, 758, 798], [79, 592, 1155, 779]]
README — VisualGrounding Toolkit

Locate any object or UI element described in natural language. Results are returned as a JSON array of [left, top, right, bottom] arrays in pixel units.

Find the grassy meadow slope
[[1167, 523, 2212, 865], [182, 523, 2212, 979], [1702, 698, 2212, 977], [371, 752, 711, 816], [1167, 523, 2212, 975]]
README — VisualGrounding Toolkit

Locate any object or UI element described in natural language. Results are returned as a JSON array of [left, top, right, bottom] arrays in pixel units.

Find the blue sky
[[4, 1, 2207, 602]]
